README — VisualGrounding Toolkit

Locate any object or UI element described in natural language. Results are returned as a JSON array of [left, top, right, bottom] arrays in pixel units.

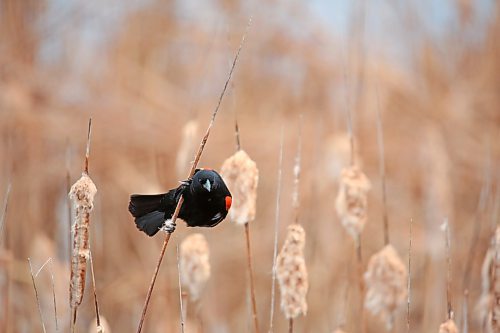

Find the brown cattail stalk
[[268, 128, 284, 333], [136, 20, 250, 333], [442, 219, 453, 320], [0, 183, 11, 246], [276, 224, 308, 323], [176, 245, 185, 333], [220, 149, 260, 333], [69, 118, 97, 332], [89, 251, 101, 332]]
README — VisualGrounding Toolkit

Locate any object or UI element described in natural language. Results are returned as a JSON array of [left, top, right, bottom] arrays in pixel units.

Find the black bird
[[128, 169, 232, 236]]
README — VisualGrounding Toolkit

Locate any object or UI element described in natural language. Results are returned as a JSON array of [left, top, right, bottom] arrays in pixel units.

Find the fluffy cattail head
[[364, 244, 408, 329], [180, 233, 211, 301], [220, 149, 259, 225], [438, 319, 458, 333], [276, 224, 308, 319], [69, 172, 97, 308], [69, 172, 97, 210], [477, 226, 500, 332], [335, 165, 371, 240]]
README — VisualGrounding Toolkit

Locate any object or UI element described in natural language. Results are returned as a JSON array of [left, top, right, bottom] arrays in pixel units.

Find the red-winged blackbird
[[128, 169, 232, 236]]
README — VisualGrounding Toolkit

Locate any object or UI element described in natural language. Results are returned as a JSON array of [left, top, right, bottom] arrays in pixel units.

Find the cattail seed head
[[276, 224, 308, 319], [477, 227, 500, 332], [364, 244, 407, 329], [438, 319, 458, 333], [335, 166, 371, 240], [220, 149, 259, 225], [180, 233, 211, 301], [69, 172, 97, 308]]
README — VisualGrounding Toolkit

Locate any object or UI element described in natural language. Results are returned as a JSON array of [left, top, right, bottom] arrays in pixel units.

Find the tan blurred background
[[0, 0, 499, 332]]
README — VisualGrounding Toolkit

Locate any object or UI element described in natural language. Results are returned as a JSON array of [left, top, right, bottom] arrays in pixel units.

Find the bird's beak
[[203, 179, 211, 192]]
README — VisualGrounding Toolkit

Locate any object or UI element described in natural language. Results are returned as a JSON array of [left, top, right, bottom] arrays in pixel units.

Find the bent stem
[[137, 232, 173, 333], [135, 16, 250, 333]]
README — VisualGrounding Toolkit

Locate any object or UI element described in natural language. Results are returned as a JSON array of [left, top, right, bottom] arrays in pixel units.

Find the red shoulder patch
[[225, 196, 232, 211]]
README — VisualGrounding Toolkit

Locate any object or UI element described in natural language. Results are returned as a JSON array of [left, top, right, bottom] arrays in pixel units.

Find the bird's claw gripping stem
[[161, 219, 176, 234]]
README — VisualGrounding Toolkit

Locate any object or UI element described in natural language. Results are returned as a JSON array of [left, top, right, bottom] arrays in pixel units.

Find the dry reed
[[364, 244, 408, 330], [276, 224, 308, 320]]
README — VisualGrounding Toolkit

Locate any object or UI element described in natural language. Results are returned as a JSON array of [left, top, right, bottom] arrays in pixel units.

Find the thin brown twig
[[268, 127, 284, 333], [0, 183, 12, 246], [232, 81, 241, 152], [136, 19, 250, 333], [375, 83, 389, 245], [176, 244, 185, 333], [245, 223, 260, 333], [84, 118, 92, 174], [28, 258, 47, 333], [89, 251, 101, 329], [288, 318, 293, 333]]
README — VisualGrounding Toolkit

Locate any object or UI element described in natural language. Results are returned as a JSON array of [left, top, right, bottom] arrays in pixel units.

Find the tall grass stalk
[[176, 244, 185, 333], [28, 258, 47, 333]]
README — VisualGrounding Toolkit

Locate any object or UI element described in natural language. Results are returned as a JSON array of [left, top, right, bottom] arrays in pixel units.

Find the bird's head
[[192, 169, 218, 194]]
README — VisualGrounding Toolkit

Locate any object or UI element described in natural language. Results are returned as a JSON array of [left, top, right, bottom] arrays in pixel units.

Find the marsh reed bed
[[0, 1, 499, 332]]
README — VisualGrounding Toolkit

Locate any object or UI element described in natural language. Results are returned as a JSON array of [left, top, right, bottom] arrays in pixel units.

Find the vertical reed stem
[[245, 222, 260, 333]]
